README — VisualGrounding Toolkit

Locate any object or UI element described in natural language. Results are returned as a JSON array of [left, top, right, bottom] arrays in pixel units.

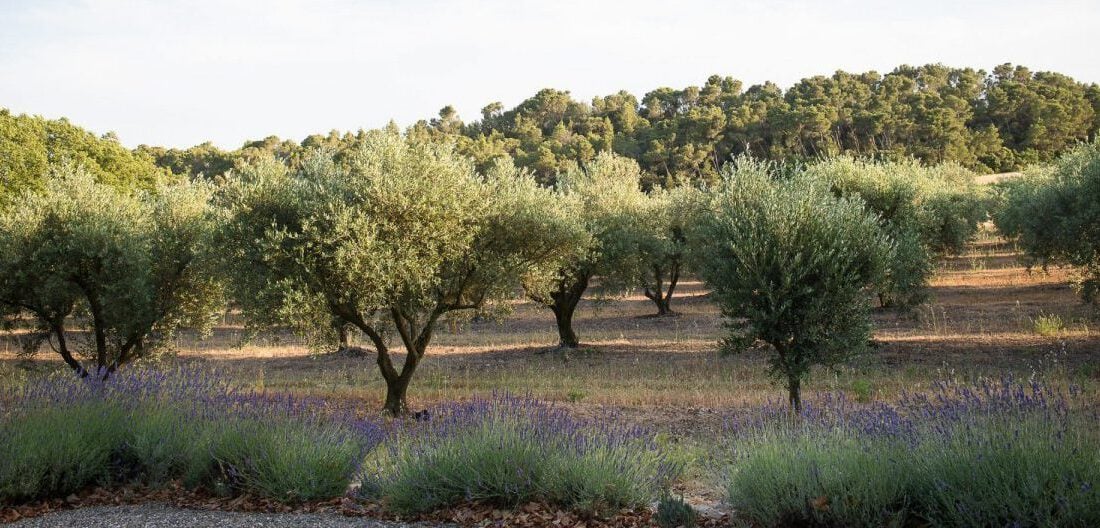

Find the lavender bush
[[724, 378, 1100, 527], [363, 394, 678, 515], [0, 400, 129, 502], [0, 367, 384, 504]]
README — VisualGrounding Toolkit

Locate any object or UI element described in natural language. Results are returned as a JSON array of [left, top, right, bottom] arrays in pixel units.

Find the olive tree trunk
[[48, 319, 88, 378], [643, 262, 680, 316], [334, 320, 351, 352], [787, 375, 802, 413], [547, 270, 591, 349], [342, 305, 442, 416], [551, 300, 580, 348], [381, 360, 418, 416]]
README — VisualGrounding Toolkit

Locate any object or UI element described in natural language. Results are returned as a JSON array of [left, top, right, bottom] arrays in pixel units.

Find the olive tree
[[803, 157, 985, 308], [994, 140, 1100, 303], [526, 152, 649, 348], [635, 185, 704, 316], [0, 166, 222, 376], [690, 158, 893, 410], [220, 132, 580, 415], [912, 163, 990, 255]]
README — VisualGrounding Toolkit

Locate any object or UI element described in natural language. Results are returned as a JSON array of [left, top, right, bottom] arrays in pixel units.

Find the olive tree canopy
[[0, 166, 222, 376], [525, 152, 650, 348], [221, 131, 581, 414], [635, 185, 705, 316], [803, 157, 986, 308], [690, 157, 893, 410], [995, 140, 1100, 303]]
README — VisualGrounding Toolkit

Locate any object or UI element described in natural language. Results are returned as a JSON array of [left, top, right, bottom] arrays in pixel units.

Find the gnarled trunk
[[382, 372, 413, 416], [75, 279, 111, 374], [89, 303, 108, 371], [334, 320, 351, 352], [551, 301, 579, 348], [643, 262, 680, 316], [342, 305, 439, 417], [49, 320, 88, 378], [548, 270, 590, 349]]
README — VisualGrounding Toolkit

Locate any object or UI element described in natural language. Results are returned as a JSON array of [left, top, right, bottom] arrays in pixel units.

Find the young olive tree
[[0, 166, 222, 376], [636, 185, 705, 316], [220, 132, 579, 415], [526, 152, 649, 348], [994, 140, 1100, 303], [690, 158, 892, 411]]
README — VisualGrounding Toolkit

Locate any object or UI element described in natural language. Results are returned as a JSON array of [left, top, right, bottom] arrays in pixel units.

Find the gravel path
[[8, 503, 443, 528]]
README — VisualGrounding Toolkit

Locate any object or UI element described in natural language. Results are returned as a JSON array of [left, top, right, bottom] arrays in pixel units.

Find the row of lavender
[[2, 370, 1098, 526], [0, 368, 383, 504], [0, 368, 672, 516], [726, 378, 1100, 527]]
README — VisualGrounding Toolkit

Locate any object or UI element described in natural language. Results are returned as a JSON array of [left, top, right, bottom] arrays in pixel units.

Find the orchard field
[[3, 222, 1100, 523], [5, 229, 1089, 423], [2, 62, 1100, 527]]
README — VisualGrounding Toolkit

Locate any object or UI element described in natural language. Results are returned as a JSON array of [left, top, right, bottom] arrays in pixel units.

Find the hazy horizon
[[3, 0, 1098, 149]]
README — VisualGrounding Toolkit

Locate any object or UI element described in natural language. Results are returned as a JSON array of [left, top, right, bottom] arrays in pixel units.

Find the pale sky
[[2, 0, 1098, 149]]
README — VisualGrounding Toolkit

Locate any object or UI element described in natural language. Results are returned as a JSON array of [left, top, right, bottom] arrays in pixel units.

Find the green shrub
[[850, 379, 874, 403], [127, 407, 206, 485], [912, 419, 1100, 527], [656, 493, 698, 528], [0, 402, 129, 503], [1, 369, 382, 505], [379, 419, 547, 511], [728, 432, 913, 527], [0, 405, 367, 505], [368, 397, 670, 515], [728, 423, 1100, 527], [724, 381, 1100, 527], [1031, 313, 1066, 336], [566, 388, 587, 402], [208, 420, 365, 503]]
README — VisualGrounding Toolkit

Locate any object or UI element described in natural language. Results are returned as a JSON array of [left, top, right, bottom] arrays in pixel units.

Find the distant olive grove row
[[2, 62, 1099, 203]]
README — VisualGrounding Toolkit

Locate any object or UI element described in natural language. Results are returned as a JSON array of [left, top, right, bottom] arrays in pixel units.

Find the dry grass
[[3, 235, 1098, 437], [972, 172, 1023, 185]]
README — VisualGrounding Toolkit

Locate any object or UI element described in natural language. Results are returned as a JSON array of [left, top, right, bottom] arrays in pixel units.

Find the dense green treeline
[[3, 63, 1095, 199], [0, 110, 169, 206], [367, 62, 1098, 185], [426, 63, 1097, 184]]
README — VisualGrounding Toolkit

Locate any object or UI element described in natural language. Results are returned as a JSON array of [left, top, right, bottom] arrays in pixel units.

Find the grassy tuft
[[208, 419, 365, 503], [1032, 312, 1066, 336], [656, 493, 698, 528]]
